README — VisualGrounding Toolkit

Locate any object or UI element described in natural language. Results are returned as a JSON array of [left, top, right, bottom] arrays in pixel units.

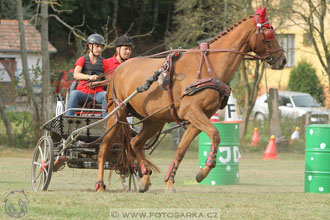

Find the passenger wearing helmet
[[106, 35, 133, 76], [66, 34, 110, 117]]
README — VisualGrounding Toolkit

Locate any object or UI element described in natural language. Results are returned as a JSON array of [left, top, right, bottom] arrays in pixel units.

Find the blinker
[[264, 28, 275, 41]]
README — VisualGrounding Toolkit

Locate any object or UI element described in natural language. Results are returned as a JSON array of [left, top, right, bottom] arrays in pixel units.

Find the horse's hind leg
[[164, 125, 201, 193], [130, 120, 164, 192]]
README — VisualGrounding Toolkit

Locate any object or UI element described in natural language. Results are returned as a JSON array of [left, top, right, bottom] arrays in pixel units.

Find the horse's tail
[[144, 158, 160, 173]]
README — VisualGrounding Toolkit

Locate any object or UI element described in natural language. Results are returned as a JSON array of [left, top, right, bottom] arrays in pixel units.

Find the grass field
[[0, 147, 329, 220]]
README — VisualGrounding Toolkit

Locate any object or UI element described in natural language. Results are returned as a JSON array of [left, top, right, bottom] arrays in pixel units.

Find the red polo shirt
[[106, 54, 121, 77], [74, 56, 110, 94]]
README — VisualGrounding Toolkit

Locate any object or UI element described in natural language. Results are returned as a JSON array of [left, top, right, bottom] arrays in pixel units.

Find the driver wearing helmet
[[106, 35, 133, 76], [66, 34, 110, 117]]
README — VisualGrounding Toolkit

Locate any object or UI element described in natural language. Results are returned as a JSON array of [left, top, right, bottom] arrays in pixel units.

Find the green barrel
[[199, 122, 240, 185], [305, 124, 330, 193]]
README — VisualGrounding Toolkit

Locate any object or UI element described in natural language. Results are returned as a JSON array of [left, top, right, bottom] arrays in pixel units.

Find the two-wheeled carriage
[[30, 92, 142, 192]]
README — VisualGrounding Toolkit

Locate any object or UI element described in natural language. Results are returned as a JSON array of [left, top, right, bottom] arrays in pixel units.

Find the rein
[[142, 48, 267, 61], [81, 66, 118, 86]]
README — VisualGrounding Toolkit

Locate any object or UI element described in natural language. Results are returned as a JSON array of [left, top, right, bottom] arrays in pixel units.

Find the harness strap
[[197, 42, 213, 79], [161, 52, 183, 125], [182, 78, 231, 98]]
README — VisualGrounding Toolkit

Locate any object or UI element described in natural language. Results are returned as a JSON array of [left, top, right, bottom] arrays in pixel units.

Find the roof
[[0, 19, 57, 53], [278, 91, 311, 96], [259, 91, 311, 99]]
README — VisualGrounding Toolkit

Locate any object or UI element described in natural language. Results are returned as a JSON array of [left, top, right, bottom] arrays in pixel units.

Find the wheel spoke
[[44, 160, 50, 166], [32, 170, 42, 183], [38, 145, 44, 161], [120, 175, 128, 191], [33, 161, 41, 167], [44, 167, 49, 177], [41, 172, 45, 189], [43, 140, 48, 160], [132, 174, 137, 191]]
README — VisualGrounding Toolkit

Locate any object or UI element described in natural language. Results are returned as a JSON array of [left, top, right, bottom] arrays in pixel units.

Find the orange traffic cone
[[290, 127, 299, 144], [210, 112, 220, 122], [250, 128, 260, 146], [262, 135, 278, 160]]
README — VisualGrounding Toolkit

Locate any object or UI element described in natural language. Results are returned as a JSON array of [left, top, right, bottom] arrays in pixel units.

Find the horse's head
[[250, 7, 286, 69]]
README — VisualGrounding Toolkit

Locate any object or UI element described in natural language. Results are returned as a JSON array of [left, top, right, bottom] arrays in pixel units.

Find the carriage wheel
[[128, 169, 141, 191], [120, 169, 140, 192], [31, 136, 54, 192]]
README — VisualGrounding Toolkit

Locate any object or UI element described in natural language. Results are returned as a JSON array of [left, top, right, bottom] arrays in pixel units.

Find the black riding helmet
[[86, 34, 105, 57], [114, 35, 133, 47], [87, 34, 105, 46]]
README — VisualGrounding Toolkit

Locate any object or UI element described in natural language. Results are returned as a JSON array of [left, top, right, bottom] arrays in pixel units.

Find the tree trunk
[[16, 0, 41, 128], [40, 0, 52, 125], [153, 0, 159, 27], [239, 61, 265, 140], [164, 0, 173, 39], [240, 105, 253, 140], [268, 88, 281, 138], [136, 0, 147, 34], [0, 95, 14, 146], [112, 0, 118, 28]]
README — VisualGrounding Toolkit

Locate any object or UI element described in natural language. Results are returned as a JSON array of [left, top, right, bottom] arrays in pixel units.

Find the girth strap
[[182, 78, 231, 97]]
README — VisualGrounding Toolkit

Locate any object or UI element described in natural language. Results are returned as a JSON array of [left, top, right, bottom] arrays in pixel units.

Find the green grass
[[0, 147, 329, 220]]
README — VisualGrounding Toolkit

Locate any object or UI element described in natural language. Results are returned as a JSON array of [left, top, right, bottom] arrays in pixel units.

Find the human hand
[[89, 75, 98, 81]]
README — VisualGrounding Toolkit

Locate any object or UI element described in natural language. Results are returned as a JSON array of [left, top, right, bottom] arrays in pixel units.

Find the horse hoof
[[95, 181, 106, 192], [164, 187, 176, 194], [195, 169, 205, 183], [96, 187, 105, 192], [138, 180, 150, 193]]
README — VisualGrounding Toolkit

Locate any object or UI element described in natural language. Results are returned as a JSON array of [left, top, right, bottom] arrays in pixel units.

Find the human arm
[[73, 65, 98, 81]]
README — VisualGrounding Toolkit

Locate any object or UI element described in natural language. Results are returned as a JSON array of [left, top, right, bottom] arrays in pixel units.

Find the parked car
[[252, 91, 329, 123]]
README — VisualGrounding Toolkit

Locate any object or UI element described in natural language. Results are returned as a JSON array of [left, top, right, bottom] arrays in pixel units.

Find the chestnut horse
[[96, 8, 286, 192]]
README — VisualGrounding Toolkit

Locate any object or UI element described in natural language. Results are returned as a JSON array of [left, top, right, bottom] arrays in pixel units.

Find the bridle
[[254, 13, 284, 65]]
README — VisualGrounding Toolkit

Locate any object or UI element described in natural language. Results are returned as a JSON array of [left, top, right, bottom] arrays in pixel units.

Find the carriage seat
[[66, 81, 104, 117]]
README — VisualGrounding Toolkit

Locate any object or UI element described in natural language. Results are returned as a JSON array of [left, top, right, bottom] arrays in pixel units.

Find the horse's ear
[[256, 6, 261, 15], [260, 7, 267, 17], [260, 7, 267, 24]]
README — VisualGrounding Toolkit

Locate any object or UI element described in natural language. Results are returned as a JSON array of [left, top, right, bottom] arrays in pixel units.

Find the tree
[[167, 0, 252, 48], [287, 60, 325, 104], [288, 0, 330, 89], [16, 0, 41, 131], [40, 0, 53, 124], [237, 61, 266, 139], [0, 95, 13, 146], [1, 0, 34, 19]]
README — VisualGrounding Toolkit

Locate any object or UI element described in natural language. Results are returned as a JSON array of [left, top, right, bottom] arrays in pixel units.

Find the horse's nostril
[[282, 58, 287, 66]]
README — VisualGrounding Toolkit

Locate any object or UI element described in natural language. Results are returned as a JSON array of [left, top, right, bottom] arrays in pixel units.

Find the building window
[[277, 34, 295, 67]]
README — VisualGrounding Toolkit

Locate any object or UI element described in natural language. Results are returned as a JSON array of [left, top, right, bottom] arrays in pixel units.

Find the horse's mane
[[205, 15, 254, 46]]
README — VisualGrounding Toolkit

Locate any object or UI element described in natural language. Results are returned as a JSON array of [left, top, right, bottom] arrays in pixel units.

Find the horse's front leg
[[182, 105, 221, 183], [164, 125, 201, 193], [96, 118, 121, 192]]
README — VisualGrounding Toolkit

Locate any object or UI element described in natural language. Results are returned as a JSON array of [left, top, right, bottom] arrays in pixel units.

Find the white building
[[0, 19, 57, 104]]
